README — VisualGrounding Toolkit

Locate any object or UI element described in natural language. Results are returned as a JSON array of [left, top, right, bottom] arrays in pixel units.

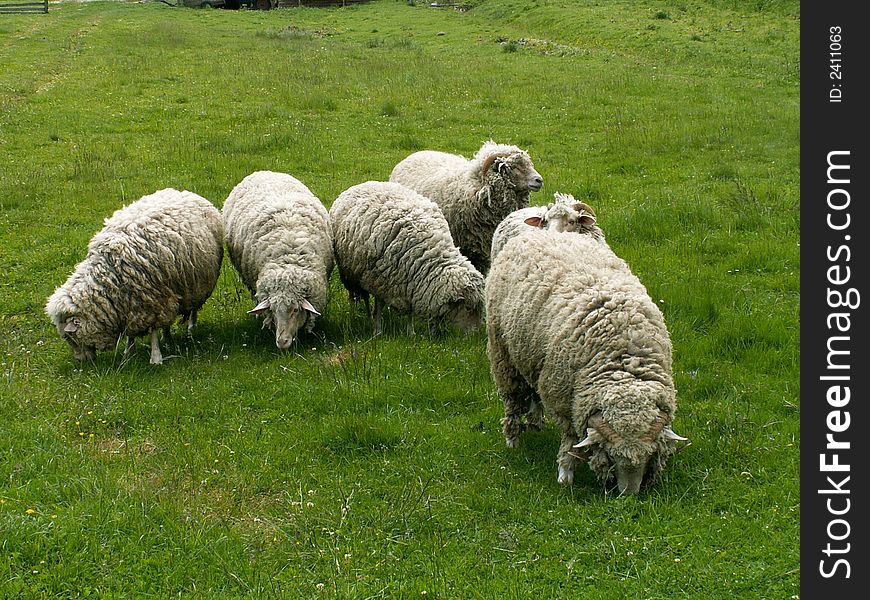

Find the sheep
[[389, 140, 543, 274], [45, 188, 224, 365], [490, 193, 605, 262], [486, 229, 687, 495], [330, 180, 484, 337], [222, 170, 334, 349]]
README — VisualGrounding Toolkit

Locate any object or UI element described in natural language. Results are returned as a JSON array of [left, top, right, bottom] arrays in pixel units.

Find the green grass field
[[0, 0, 799, 597]]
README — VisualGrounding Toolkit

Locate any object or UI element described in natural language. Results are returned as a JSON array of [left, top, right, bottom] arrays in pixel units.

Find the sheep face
[[584, 433, 667, 495], [252, 267, 321, 349], [484, 152, 543, 194], [45, 292, 114, 361], [523, 196, 598, 235], [443, 298, 484, 334], [249, 296, 319, 349], [55, 316, 98, 362], [543, 203, 597, 234], [574, 385, 686, 495]]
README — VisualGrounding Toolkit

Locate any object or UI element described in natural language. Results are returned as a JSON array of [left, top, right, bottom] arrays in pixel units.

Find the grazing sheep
[[222, 170, 333, 349], [490, 193, 605, 262], [389, 140, 543, 274], [330, 181, 484, 336], [486, 230, 687, 495], [45, 188, 224, 365]]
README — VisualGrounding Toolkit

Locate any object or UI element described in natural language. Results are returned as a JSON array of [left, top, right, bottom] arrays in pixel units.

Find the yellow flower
[[25, 508, 35, 515]]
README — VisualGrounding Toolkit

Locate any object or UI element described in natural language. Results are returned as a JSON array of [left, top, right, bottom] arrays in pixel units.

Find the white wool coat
[[330, 181, 484, 333], [486, 229, 680, 494], [45, 188, 223, 363], [222, 170, 333, 347]]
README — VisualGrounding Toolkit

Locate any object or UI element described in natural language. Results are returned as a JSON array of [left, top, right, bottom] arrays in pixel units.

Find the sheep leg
[[556, 430, 582, 485], [527, 398, 544, 431], [488, 334, 535, 448], [372, 297, 384, 337], [124, 336, 136, 355], [149, 329, 164, 365], [187, 309, 198, 331], [406, 315, 416, 337]]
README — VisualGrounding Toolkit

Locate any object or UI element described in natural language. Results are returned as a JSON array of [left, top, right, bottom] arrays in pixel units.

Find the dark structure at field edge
[[0, 0, 48, 13]]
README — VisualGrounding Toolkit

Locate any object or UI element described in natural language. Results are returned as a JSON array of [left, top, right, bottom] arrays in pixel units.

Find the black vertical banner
[[801, 3, 868, 597]]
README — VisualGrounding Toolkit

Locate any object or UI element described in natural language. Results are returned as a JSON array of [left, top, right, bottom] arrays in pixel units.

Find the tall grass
[[0, 1, 798, 597]]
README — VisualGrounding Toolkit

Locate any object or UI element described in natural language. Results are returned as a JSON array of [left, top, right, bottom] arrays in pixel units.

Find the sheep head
[[439, 270, 485, 334], [525, 203, 597, 234], [481, 152, 543, 193], [56, 315, 98, 361], [443, 294, 484, 334], [524, 193, 599, 236], [574, 405, 687, 495], [475, 142, 543, 203], [45, 288, 108, 361], [252, 265, 322, 349]]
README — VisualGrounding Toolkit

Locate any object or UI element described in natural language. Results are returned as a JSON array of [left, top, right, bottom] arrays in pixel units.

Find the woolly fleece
[[330, 181, 484, 334], [222, 170, 333, 347], [45, 188, 223, 363], [389, 140, 542, 274], [486, 230, 679, 493]]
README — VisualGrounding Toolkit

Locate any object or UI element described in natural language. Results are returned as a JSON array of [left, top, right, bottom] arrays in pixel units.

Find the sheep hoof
[[505, 437, 519, 449], [557, 467, 574, 485]]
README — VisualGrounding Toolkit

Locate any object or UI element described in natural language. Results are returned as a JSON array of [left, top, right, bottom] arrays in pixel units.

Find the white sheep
[[490, 193, 605, 262], [45, 188, 224, 365], [389, 140, 543, 274], [486, 230, 687, 495], [222, 170, 334, 348], [330, 181, 484, 336]]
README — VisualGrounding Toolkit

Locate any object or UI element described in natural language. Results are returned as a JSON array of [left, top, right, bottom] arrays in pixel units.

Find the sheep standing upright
[[330, 181, 484, 336], [490, 193, 605, 263], [486, 230, 687, 495], [389, 140, 543, 274], [45, 188, 224, 365], [222, 170, 333, 348]]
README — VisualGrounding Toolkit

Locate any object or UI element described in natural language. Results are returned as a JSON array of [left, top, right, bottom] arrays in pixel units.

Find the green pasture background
[[0, 1, 799, 597]]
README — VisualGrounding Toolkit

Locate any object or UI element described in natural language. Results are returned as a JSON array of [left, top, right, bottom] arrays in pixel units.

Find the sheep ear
[[663, 428, 688, 441], [573, 428, 597, 448], [64, 319, 79, 333], [248, 299, 271, 316], [301, 298, 321, 316], [579, 214, 597, 227], [524, 216, 543, 227]]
